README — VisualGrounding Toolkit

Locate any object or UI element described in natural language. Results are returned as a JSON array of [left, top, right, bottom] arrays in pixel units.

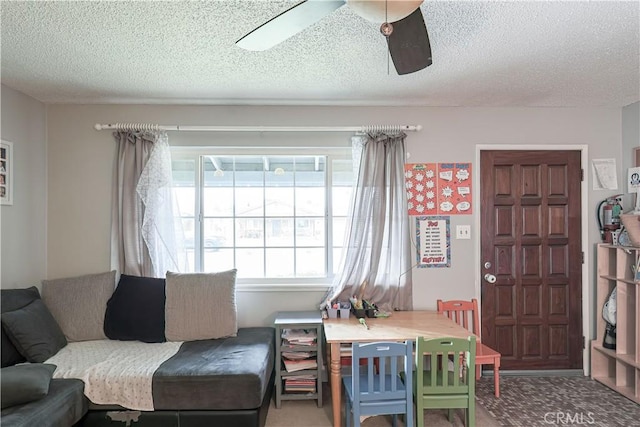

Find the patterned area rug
[[476, 375, 640, 427]]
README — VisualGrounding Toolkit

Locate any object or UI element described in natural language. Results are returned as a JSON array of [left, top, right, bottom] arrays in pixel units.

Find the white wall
[[622, 102, 640, 210], [0, 85, 47, 288], [46, 104, 624, 327]]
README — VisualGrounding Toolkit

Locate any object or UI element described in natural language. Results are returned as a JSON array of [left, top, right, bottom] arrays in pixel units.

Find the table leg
[[330, 342, 342, 427]]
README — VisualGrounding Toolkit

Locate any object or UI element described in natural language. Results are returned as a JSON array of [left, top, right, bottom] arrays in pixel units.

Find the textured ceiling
[[1, 1, 639, 107]]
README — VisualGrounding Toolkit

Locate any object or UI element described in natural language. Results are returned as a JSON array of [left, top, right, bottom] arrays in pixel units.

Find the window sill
[[236, 283, 331, 292]]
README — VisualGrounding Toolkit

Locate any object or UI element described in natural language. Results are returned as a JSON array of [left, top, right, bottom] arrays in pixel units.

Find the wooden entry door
[[480, 150, 583, 370]]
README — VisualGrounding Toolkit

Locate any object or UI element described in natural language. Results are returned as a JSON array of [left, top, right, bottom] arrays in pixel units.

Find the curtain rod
[[94, 123, 422, 133]]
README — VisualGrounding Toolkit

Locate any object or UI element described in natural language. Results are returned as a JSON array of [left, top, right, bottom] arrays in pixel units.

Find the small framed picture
[[1, 140, 13, 205]]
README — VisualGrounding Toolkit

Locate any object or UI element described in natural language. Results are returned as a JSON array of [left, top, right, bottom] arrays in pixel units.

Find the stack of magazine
[[281, 329, 318, 393]]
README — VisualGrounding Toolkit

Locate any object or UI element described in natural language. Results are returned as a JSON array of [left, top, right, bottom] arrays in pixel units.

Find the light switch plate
[[456, 225, 471, 239]]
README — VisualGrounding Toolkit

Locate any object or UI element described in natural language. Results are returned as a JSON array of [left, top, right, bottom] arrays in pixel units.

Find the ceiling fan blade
[[387, 8, 432, 75], [236, 0, 346, 51]]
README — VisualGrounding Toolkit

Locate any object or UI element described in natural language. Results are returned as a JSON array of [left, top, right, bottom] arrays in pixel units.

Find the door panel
[[480, 150, 582, 370]]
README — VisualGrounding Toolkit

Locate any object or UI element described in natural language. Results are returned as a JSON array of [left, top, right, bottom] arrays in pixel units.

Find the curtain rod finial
[[94, 123, 103, 131]]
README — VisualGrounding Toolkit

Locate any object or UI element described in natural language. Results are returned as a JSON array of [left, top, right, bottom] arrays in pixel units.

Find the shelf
[[592, 245, 640, 404], [274, 311, 324, 408]]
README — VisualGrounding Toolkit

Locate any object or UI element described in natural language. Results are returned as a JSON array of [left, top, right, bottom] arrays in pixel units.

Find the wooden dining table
[[323, 311, 475, 427]]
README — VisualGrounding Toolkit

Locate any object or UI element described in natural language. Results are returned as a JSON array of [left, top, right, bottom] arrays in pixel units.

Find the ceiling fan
[[236, 0, 432, 75]]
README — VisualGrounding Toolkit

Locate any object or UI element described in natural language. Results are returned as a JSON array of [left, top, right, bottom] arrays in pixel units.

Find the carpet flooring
[[266, 375, 640, 426], [476, 375, 640, 427]]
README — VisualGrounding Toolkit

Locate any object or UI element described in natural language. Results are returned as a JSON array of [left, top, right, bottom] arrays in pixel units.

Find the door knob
[[484, 273, 497, 284]]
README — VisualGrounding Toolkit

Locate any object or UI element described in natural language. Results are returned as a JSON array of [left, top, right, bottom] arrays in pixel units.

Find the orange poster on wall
[[404, 162, 472, 215]]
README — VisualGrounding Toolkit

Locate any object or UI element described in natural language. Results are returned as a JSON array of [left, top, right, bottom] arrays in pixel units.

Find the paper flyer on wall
[[405, 163, 472, 215], [416, 216, 450, 268], [591, 158, 618, 190]]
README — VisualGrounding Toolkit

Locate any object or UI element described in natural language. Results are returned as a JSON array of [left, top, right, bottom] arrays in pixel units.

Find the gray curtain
[[323, 132, 413, 312], [110, 131, 156, 277]]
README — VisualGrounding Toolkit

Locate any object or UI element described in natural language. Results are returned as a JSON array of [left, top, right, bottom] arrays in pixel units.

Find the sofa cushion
[[104, 274, 166, 343], [0, 363, 57, 409], [1, 287, 41, 367], [42, 270, 115, 342], [0, 378, 88, 427], [1, 299, 67, 363], [165, 270, 238, 341]]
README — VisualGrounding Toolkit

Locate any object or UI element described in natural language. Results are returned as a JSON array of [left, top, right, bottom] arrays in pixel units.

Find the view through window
[[171, 149, 353, 283]]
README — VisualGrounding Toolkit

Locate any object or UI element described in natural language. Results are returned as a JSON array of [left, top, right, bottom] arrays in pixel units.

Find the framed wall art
[[1, 140, 13, 205]]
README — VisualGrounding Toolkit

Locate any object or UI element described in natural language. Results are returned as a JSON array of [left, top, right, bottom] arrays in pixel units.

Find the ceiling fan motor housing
[[347, 0, 424, 23]]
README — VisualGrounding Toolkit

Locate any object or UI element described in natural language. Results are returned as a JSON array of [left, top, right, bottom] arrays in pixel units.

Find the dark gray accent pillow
[[104, 274, 166, 343], [1, 299, 67, 363], [1, 287, 41, 368], [0, 363, 57, 409]]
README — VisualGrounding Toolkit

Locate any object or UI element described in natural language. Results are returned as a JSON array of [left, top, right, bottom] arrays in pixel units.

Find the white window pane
[[295, 188, 325, 216], [235, 218, 264, 246], [265, 187, 294, 216], [236, 248, 265, 278], [265, 158, 294, 186], [332, 159, 354, 186], [185, 249, 195, 273], [266, 218, 294, 246], [266, 248, 294, 277], [174, 187, 195, 217], [172, 158, 195, 186], [204, 218, 233, 246], [332, 187, 352, 216], [296, 248, 325, 277], [333, 247, 345, 275], [203, 188, 233, 216], [332, 217, 347, 245], [203, 249, 234, 273], [236, 188, 264, 217], [296, 218, 325, 246]]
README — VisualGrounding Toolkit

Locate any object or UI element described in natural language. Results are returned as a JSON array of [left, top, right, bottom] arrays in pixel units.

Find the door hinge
[[581, 251, 584, 264], [582, 336, 585, 349], [580, 169, 584, 181]]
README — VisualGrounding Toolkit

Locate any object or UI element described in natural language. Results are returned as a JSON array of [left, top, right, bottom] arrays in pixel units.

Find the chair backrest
[[415, 335, 476, 396], [437, 299, 480, 336], [351, 341, 413, 403]]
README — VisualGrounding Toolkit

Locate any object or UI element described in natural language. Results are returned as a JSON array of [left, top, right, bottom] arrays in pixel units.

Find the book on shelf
[[281, 329, 317, 346], [284, 378, 316, 393], [283, 358, 317, 372], [282, 351, 315, 360]]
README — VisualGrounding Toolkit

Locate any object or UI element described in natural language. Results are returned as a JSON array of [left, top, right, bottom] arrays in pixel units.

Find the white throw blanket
[[46, 340, 182, 411]]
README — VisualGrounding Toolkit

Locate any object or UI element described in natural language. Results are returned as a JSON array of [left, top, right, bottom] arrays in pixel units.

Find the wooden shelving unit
[[591, 244, 640, 404], [274, 311, 323, 408]]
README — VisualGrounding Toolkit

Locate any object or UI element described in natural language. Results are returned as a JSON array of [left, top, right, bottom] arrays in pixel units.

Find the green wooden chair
[[412, 336, 477, 427]]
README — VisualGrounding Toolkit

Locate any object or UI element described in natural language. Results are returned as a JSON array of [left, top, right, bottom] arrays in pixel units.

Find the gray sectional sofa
[[1, 271, 275, 427]]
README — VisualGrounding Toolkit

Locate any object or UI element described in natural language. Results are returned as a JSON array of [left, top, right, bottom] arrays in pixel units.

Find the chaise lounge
[[1, 270, 275, 427]]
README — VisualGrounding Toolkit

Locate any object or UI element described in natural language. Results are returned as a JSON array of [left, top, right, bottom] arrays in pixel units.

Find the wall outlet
[[456, 225, 471, 239]]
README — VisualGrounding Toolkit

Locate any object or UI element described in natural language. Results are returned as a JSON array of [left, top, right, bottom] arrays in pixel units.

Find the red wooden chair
[[437, 299, 501, 398]]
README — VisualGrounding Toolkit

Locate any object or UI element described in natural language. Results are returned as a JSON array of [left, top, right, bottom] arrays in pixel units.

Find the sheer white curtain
[[110, 131, 185, 278], [323, 132, 413, 312]]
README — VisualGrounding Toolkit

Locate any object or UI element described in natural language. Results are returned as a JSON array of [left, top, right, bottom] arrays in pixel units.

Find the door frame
[[474, 144, 590, 375]]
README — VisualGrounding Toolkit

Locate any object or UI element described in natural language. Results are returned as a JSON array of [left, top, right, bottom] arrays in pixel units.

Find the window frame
[[171, 146, 353, 288]]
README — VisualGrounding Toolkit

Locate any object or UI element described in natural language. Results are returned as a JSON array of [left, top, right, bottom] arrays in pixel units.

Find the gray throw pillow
[[165, 270, 238, 341], [42, 270, 116, 342], [0, 363, 57, 409], [1, 300, 67, 363]]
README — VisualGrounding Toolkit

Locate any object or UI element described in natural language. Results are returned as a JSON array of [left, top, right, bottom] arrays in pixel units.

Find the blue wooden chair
[[342, 341, 413, 427]]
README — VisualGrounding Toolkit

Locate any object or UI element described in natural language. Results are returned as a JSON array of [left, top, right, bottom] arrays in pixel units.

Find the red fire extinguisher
[[598, 196, 623, 243]]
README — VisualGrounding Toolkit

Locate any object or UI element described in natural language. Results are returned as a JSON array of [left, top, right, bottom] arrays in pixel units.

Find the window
[[171, 148, 353, 284]]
